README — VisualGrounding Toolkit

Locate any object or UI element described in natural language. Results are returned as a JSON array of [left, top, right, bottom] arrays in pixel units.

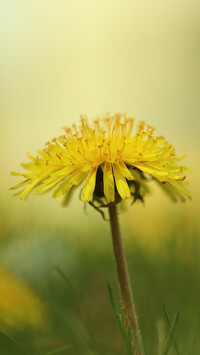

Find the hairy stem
[[108, 204, 144, 355]]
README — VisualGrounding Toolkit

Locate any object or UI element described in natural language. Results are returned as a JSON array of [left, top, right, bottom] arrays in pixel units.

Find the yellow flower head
[[11, 113, 191, 205]]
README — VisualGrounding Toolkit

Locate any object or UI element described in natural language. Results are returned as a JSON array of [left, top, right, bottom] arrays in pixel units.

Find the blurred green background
[[0, 1, 200, 354]]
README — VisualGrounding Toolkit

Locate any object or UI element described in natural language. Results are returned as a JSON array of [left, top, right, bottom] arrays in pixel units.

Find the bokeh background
[[0, 1, 200, 354]]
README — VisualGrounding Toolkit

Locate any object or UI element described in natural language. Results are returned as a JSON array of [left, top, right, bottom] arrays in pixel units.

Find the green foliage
[[163, 306, 180, 355], [162, 310, 179, 355], [0, 213, 199, 354], [45, 344, 71, 355], [107, 282, 132, 355], [0, 332, 26, 355]]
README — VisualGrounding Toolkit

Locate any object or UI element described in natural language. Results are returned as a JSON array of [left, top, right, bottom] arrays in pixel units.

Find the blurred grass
[[0, 200, 199, 355]]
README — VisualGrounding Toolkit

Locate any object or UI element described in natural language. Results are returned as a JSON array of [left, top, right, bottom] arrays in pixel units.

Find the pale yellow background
[[1, 1, 199, 238]]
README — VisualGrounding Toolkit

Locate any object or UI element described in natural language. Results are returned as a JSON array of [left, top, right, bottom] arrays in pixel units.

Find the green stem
[[108, 204, 144, 355]]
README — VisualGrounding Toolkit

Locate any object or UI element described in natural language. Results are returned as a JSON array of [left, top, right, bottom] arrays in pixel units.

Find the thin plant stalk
[[108, 204, 144, 355]]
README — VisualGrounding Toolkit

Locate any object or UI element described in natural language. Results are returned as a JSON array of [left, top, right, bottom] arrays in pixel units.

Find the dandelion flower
[[11, 113, 191, 204], [10, 113, 191, 354]]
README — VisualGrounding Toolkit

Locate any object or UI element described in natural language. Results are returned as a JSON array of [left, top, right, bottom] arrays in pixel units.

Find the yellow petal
[[53, 169, 87, 198], [11, 171, 24, 177], [113, 164, 131, 199], [118, 161, 133, 180], [182, 166, 191, 173], [62, 186, 76, 207], [27, 152, 36, 161], [170, 155, 185, 162], [103, 162, 115, 203], [10, 179, 30, 190], [81, 167, 97, 202], [36, 175, 66, 193], [21, 162, 39, 171], [20, 179, 41, 199], [133, 163, 168, 177], [49, 165, 75, 177], [167, 180, 191, 199]]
